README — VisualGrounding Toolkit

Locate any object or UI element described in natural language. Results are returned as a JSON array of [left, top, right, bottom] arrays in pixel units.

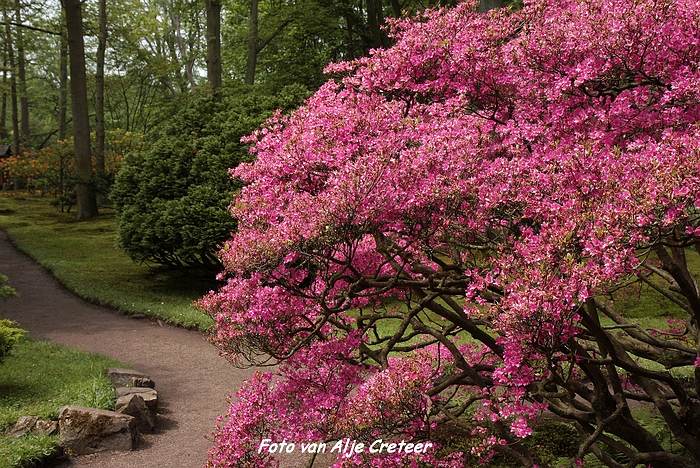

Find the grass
[[0, 338, 125, 468], [0, 435, 58, 468], [0, 193, 214, 330]]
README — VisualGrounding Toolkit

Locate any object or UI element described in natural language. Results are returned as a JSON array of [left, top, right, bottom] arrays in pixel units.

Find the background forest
[[0, 0, 508, 269]]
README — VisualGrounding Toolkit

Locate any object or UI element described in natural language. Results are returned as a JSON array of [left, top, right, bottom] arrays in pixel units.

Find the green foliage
[[0, 275, 17, 300], [111, 85, 309, 272], [221, 0, 346, 89], [0, 320, 25, 364], [434, 420, 580, 467], [523, 422, 579, 464]]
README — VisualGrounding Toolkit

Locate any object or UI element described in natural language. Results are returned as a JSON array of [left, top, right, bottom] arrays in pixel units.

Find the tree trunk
[[477, 0, 507, 12], [95, 0, 107, 204], [244, 0, 258, 85], [10, 52, 19, 159], [58, 33, 68, 141], [15, 0, 28, 143], [204, 0, 222, 98], [4, 11, 20, 158], [390, 0, 400, 18], [366, 0, 388, 48], [169, 11, 197, 90], [1, 53, 7, 141], [62, 0, 98, 220], [366, 0, 382, 49]]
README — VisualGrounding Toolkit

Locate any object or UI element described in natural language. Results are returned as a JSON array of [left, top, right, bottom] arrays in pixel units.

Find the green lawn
[[0, 193, 214, 330], [0, 338, 125, 468]]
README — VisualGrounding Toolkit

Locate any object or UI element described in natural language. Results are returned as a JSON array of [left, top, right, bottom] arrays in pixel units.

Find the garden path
[[0, 230, 315, 468]]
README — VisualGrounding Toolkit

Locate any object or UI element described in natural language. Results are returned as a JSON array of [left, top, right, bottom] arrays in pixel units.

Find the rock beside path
[[116, 394, 156, 434], [34, 419, 59, 436], [0, 229, 261, 468], [59, 406, 137, 455], [105, 368, 154, 388], [115, 386, 158, 411], [8, 416, 59, 437], [8, 416, 38, 437]]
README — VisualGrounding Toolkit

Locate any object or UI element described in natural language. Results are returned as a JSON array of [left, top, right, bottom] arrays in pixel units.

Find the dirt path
[[0, 230, 313, 468]]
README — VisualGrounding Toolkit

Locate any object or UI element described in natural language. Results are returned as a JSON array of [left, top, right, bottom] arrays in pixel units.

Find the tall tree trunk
[[245, 0, 258, 85], [95, 0, 106, 204], [11, 68, 18, 157], [62, 0, 98, 220], [366, 0, 387, 48], [58, 33, 68, 141], [204, 0, 221, 98], [14, 0, 28, 143], [477, 0, 507, 12], [390, 0, 400, 18], [4, 11, 20, 158], [243, 0, 288, 85], [169, 11, 197, 90], [1, 53, 7, 141]]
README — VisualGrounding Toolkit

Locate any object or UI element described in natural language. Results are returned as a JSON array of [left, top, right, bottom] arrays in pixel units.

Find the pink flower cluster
[[201, 0, 700, 465]]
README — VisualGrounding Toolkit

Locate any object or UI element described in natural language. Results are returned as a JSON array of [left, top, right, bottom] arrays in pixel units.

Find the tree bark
[[1, 52, 7, 141], [244, 0, 289, 86], [244, 0, 258, 85], [169, 11, 197, 90], [95, 0, 107, 204], [10, 50, 19, 158], [366, 0, 387, 48], [204, 0, 222, 98], [477, 0, 507, 12], [58, 32, 68, 141], [4, 11, 20, 158], [14, 0, 28, 143], [62, 0, 98, 219], [390, 0, 401, 18]]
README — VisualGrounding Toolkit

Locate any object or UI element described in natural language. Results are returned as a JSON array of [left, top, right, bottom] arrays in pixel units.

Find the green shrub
[[434, 420, 581, 468], [525, 422, 579, 458], [0, 276, 22, 363], [111, 85, 309, 273], [0, 320, 26, 364], [0, 274, 16, 300]]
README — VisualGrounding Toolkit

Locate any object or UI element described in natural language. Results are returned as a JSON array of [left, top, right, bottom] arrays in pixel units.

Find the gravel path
[[0, 230, 314, 468]]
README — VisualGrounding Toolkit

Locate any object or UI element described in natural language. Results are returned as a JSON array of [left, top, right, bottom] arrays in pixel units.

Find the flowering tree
[[0, 131, 140, 201], [200, 0, 700, 466]]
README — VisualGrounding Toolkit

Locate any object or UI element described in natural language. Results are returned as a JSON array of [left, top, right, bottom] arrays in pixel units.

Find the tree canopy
[[2, 0, 468, 218], [200, 0, 700, 466]]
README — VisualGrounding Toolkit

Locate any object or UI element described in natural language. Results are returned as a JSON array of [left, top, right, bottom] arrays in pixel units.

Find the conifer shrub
[[111, 85, 309, 273]]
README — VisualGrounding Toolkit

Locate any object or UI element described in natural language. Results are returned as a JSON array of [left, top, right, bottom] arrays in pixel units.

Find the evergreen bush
[[111, 85, 309, 273]]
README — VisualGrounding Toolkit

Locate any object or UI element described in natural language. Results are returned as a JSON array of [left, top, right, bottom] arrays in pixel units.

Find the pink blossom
[[202, 0, 700, 465]]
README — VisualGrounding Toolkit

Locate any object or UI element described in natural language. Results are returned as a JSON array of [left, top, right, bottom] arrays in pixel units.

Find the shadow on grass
[[0, 383, 42, 403]]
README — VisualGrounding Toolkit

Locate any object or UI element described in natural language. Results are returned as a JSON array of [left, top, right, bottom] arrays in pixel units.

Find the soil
[[0, 230, 318, 468]]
